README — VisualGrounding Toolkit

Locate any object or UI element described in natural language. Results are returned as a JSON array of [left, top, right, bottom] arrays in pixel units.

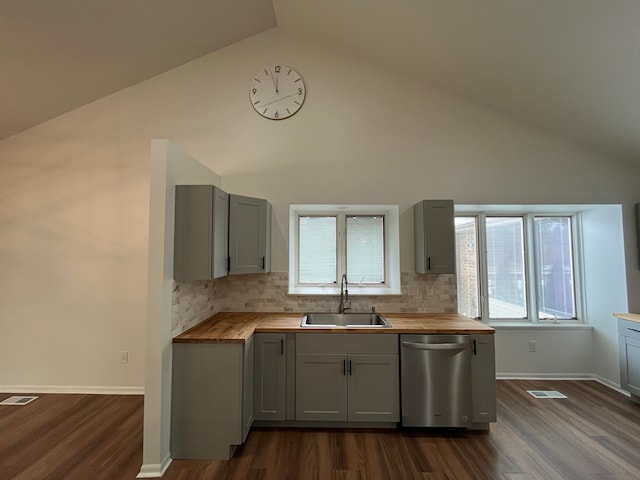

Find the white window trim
[[456, 205, 585, 324], [288, 204, 401, 295]]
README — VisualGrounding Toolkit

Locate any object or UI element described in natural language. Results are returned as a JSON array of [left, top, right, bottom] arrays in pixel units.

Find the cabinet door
[[174, 185, 228, 280], [296, 354, 348, 421], [623, 336, 640, 396], [347, 354, 399, 422], [254, 333, 286, 421], [229, 194, 271, 275], [470, 334, 497, 423], [414, 200, 456, 274]]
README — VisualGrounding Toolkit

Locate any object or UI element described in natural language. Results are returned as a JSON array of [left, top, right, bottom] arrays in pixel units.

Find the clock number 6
[[275, 111, 279, 119]]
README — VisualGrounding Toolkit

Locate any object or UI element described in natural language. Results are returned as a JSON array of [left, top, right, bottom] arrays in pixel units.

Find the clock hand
[[260, 94, 294, 108], [270, 68, 279, 94]]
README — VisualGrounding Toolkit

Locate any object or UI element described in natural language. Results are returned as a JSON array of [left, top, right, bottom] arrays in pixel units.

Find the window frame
[[456, 209, 584, 324], [289, 204, 401, 295]]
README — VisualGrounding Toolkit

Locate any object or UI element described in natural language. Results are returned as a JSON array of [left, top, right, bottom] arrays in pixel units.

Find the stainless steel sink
[[300, 313, 391, 328]]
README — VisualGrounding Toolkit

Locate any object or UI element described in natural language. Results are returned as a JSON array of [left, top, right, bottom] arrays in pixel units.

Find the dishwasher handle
[[402, 341, 469, 351]]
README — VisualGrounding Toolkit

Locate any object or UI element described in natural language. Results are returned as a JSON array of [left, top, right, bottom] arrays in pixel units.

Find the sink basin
[[301, 313, 391, 328]]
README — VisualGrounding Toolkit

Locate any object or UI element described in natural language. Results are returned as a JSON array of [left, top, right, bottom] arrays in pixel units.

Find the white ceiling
[[3, 0, 640, 165], [0, 0, 276, 140]]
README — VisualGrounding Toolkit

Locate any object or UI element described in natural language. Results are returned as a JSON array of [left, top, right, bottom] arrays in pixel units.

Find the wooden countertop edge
[[173, 312, 495, 344], [614, 313, 640, 323]]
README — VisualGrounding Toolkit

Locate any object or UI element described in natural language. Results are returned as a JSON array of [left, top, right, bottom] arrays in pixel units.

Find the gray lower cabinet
[[254, 333, 287, 421], [618, 319, 640, 402], [470, 334, 497, 425], [171, 337, 254, 460], [295, 334, 399, 423]]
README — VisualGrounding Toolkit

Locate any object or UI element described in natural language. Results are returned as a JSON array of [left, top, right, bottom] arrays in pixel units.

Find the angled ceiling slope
[[0, 0, 276, 140], [275, 0, 640, 165]]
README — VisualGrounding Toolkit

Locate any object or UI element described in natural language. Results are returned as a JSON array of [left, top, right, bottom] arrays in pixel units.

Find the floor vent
[[0, 396, 39, 406], [527, 390, 567, 399]]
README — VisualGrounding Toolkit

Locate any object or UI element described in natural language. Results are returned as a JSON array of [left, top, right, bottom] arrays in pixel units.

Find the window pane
[[534, 217, 576, 319], [455, 217, 480, 318], [346, 216, 384, 283], [486, 217, 527, 319], [299, 216, 336, 283]]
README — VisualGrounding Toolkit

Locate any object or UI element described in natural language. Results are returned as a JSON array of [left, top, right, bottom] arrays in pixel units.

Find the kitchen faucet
[[339, 274, 351, 314]]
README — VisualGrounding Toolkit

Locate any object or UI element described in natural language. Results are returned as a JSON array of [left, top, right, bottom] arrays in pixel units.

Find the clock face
[[250, 65, 306, 120]]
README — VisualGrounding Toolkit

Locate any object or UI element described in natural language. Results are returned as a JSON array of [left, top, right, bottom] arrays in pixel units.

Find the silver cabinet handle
[[402, 341, 468, 351]]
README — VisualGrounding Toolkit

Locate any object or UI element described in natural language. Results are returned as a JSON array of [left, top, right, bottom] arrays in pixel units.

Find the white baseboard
[[0, 385, 144, 395], [137, 454, 172, 478], [496, 372, 628, 396]]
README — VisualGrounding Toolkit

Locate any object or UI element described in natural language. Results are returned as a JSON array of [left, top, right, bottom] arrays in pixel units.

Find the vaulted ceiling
[[2, 0, 640, 165]]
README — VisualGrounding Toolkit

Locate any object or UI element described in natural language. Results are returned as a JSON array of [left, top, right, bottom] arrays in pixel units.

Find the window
[[455, 211, 579, 323], [289, 205, 400, 295]]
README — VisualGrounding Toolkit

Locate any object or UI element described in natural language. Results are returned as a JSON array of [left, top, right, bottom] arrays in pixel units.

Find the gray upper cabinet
[[174, 187, 271, 280], [229, 194, 271, 275], [174, 185, 229, 281], [470, 334, 497, 425], [254, 333, 287, 421], [414, 199, 456, 274]]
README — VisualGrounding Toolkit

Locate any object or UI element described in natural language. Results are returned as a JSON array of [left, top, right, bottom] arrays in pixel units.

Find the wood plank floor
[[2, 380, 640, 479]]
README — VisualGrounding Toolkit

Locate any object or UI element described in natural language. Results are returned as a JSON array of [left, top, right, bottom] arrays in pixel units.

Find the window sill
[[288, 285, 402, 296], [488, 322, 592, 330]]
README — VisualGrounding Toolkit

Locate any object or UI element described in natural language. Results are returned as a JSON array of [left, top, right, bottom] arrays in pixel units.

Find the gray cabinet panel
[[174, 185, 228, 280], [347, 354, 399, 422], [619, 319, 640, 399], [414, 200, 456, 274], [296, 354, 348, 421], [296, 333, 398, 355], [229, 194, 271, 275], [242, 336, 254, 441], [470, 334, 497, 423], [171, 343, 246, 459], [254, 333, 286, 421]]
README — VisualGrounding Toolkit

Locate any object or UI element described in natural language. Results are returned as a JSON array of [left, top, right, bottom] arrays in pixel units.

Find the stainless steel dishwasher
[[400, 334, 471, 427]]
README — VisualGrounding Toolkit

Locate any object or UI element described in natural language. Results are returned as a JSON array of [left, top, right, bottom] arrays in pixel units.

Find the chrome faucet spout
[[339, 274, 351, 314]]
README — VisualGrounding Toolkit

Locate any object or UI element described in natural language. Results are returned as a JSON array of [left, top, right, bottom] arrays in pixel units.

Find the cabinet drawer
[[296, 333, 398, 355], [619, 319, 640, 341]]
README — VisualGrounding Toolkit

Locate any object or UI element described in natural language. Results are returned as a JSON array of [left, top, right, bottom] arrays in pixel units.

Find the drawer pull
[[629, 328, 640, 334]]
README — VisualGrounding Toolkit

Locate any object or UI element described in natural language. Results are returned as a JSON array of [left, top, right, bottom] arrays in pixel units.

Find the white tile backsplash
[[172, 272, 456, 334]]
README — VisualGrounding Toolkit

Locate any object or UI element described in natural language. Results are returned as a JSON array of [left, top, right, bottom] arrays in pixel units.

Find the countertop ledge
[[173, 312, 495, 344], [614, 313, 640, 323]]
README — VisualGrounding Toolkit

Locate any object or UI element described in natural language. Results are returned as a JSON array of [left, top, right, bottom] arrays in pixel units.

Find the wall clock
[[250, 65, 306, 120]]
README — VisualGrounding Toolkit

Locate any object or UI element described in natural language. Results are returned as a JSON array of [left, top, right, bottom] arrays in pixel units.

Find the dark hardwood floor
[[1, 380, 640, 479]]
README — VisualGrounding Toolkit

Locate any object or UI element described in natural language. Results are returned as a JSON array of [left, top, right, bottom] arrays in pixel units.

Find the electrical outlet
[[529, 340, 537, 352], [120, 351, 129, 364]]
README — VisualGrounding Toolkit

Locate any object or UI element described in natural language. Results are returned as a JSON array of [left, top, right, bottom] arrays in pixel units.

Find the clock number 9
[[252, 88, 257, 95]]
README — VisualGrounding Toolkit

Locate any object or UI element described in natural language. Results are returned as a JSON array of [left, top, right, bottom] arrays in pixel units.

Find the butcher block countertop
[[615, 313, 640, 323], [173, 312, 495, 344]]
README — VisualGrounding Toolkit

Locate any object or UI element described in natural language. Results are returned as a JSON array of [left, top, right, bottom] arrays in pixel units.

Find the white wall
[[1, 26, 639, 470], [141, 139, 221, 477]]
